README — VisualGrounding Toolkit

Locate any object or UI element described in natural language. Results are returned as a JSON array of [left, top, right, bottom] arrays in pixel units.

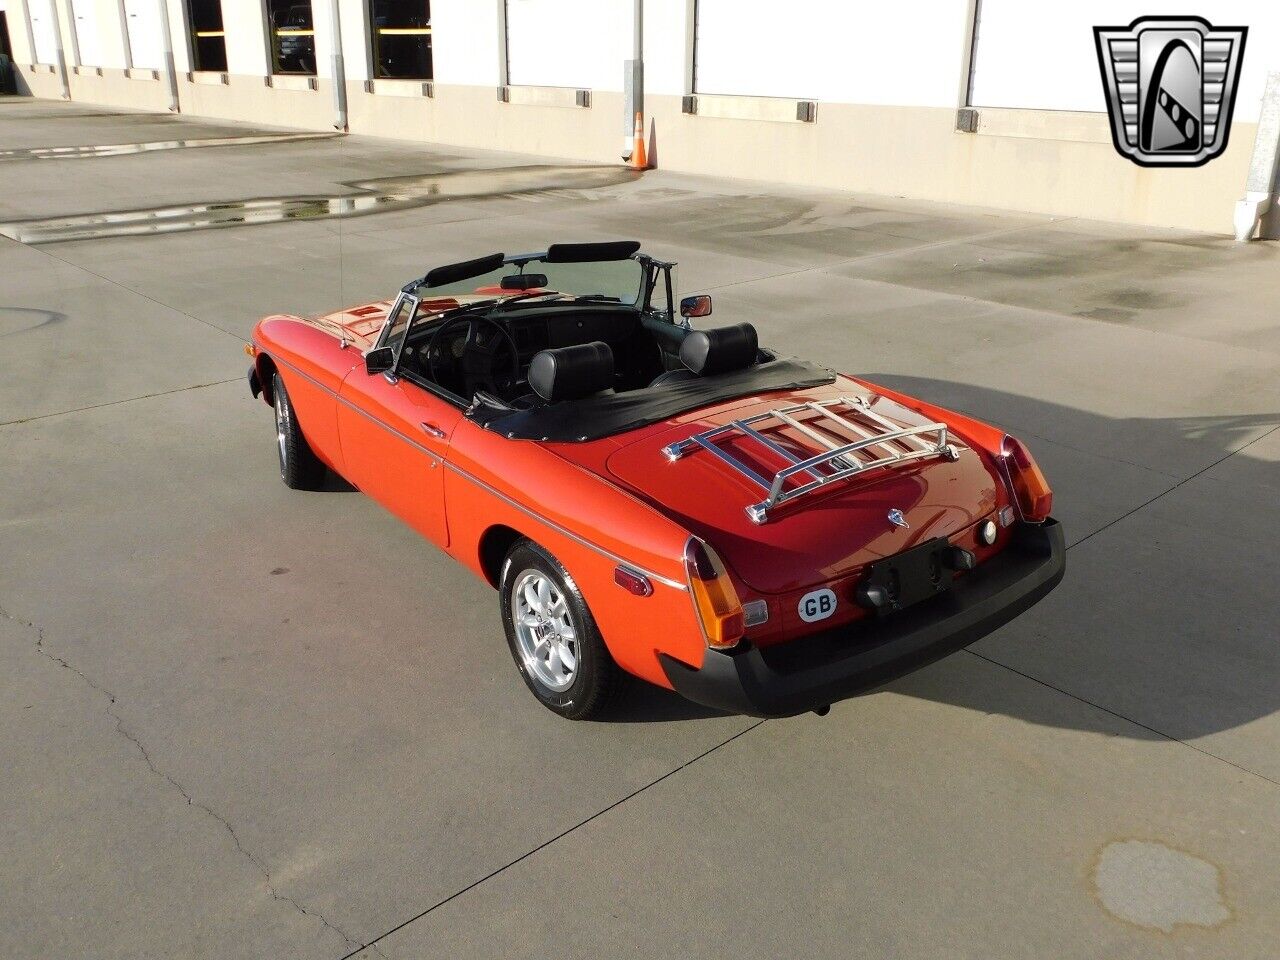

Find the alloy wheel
[[274, 389, 289, 478], [511, 569, 578, 692]]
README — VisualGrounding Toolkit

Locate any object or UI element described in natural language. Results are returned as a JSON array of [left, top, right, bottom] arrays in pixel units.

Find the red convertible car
[[248, 242, 1064, 719]]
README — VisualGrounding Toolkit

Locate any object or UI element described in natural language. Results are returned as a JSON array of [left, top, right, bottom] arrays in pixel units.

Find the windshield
[[414, 256, 645, 306]]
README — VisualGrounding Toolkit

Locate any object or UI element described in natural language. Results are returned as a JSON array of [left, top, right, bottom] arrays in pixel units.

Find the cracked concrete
[[3, 101, 1280, 959], [0, 379, 240, 427], [0, 603, 362, 956]]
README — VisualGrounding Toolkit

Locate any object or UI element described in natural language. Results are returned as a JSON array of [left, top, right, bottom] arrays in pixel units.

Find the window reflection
[[269, 0, 315, 75], [370, 0, 431, 80]]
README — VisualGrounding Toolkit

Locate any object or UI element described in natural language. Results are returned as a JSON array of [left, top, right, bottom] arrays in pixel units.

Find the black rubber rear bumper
[[660, 519, 1066, 718]]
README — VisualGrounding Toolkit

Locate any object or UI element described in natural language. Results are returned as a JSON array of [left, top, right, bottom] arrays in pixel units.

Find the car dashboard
[[403, 305, 660, 400]]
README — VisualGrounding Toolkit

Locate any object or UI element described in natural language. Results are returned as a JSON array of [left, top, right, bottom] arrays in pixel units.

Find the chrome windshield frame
[[372, 291, 421, 373]]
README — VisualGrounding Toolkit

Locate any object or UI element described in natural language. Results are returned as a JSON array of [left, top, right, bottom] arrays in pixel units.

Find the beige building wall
[[5, 0, 1274, 237], [66, 67, 175, 110]]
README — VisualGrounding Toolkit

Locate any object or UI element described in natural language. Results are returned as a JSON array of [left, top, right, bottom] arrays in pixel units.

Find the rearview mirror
[[680, 295, 712, 318], [500, 273, 548, 290], [365, 346, 395, 374]]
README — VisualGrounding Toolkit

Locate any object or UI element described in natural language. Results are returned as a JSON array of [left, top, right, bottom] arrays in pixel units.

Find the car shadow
[[318, 471, 358, 493], [854, 374, 1280, 744], [605, 677, 729, 723]]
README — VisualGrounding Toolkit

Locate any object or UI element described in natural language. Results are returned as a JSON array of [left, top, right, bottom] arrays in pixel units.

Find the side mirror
[[680, 295, 712, 319], [365, 345, 395, 374]]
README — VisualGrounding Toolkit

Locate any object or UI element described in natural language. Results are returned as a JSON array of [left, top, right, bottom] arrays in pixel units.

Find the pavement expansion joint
[[338, 719, 767, 959]]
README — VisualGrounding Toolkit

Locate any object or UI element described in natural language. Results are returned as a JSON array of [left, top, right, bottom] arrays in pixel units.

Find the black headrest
[[679, 323, 759, 376], [528, 342, 614, 402]]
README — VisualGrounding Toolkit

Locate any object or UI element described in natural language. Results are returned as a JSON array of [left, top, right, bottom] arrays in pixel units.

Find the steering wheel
[[424, 314, 521, 398]]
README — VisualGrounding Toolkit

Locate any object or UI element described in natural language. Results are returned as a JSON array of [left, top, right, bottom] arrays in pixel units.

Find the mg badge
[[887, 508, 909, 529], [1094, 16, 1247, 168]]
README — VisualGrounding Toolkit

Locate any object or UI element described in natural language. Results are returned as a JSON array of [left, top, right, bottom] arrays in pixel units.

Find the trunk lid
[[604, 380, 999, 594]]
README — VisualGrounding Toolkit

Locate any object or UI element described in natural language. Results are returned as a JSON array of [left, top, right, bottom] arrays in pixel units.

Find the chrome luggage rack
[[662, 396, 960, 524]]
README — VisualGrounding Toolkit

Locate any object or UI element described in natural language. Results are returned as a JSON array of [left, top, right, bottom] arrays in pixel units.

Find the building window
[[268, 0, 315, 75], [0, 12, 13, 60], [369, 0, 431, 80], [187, 0, 227, 72]]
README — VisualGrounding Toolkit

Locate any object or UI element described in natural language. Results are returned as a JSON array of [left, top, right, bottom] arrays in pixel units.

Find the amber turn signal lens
[[1000, 435, 1053, 522], [243, 343, 257, 357], [684, 538, 745, 650]]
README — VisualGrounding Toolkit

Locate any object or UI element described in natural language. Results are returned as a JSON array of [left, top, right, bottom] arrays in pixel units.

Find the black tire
[[272, 372, 326, 490], [500, 540, 622, 720]]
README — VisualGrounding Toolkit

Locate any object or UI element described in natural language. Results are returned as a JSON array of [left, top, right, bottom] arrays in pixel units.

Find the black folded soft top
[[467, 357, 836, 442]]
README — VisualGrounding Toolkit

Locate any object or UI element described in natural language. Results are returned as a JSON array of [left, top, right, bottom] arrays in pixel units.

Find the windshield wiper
[[493, 292, 562, 310], [429, 292, 541, 321], [571, 294, 623, 302]]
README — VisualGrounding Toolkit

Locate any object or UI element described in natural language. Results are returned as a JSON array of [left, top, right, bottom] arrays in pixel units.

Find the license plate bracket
[[860, 537, 953, 616]]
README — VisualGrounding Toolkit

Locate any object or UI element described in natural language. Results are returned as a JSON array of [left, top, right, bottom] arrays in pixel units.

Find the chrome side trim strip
[[440, 460, 687, 591], [274, 355, 439, 463], [269, 354, 686, 591]]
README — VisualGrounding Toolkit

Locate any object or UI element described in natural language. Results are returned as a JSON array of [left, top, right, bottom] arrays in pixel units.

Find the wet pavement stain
[[0, 165, 642, 244], [1092, 840, 1231, 933], [1074, 306, 1138, 323], [1104, 287, 1180, 310], [0, 131, 340, 162], [0, 110, 137, 121], [0, 307, 68, 337]]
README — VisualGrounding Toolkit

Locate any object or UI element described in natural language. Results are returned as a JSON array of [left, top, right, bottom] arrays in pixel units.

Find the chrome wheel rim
[[511, 569, 578, 693], [274, 388, 289, 477]]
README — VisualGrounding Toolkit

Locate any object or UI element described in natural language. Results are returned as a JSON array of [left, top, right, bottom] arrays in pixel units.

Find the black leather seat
[[648, 322, 759, 387], [528, 341, 615, 403]]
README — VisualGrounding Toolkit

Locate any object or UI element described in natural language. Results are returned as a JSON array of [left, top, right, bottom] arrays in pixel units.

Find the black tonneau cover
[[468, 357, 836, 442]]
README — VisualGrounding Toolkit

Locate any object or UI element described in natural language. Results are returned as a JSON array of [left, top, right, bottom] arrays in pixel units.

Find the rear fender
[[853, 375, 1019, 519], [851, 376, 1007, 456], [445, 426, 702, 686]]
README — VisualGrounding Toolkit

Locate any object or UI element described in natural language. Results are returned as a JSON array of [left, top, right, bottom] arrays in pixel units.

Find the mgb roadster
[[248, 242, 1064, 719]]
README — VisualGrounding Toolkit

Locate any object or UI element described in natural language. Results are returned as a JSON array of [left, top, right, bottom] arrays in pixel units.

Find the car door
[[337, 365, 462, 548]]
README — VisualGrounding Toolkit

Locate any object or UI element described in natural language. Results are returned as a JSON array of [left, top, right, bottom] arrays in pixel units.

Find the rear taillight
[[684, 537, 745, 650], [1000, 435, 1053, 522]]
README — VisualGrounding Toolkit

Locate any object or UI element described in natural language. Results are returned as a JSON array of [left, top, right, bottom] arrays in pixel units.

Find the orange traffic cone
[[629, 111, 649, 170]]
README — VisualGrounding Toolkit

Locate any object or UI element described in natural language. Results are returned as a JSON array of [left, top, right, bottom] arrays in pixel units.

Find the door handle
[[420, 422, 447, 439]]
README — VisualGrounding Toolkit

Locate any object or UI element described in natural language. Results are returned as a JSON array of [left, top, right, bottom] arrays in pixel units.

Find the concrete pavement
[[2, 99, 1278, 959]]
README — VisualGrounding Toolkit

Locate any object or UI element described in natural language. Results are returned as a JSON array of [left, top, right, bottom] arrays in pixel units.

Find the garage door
[[969, 0, 1279, 121], [124, 0, 164, 70], [70, 0, 101, 66], [504, 0, 628, 90], [693, 0, 967, 106], [28, 0, 59, 64]]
